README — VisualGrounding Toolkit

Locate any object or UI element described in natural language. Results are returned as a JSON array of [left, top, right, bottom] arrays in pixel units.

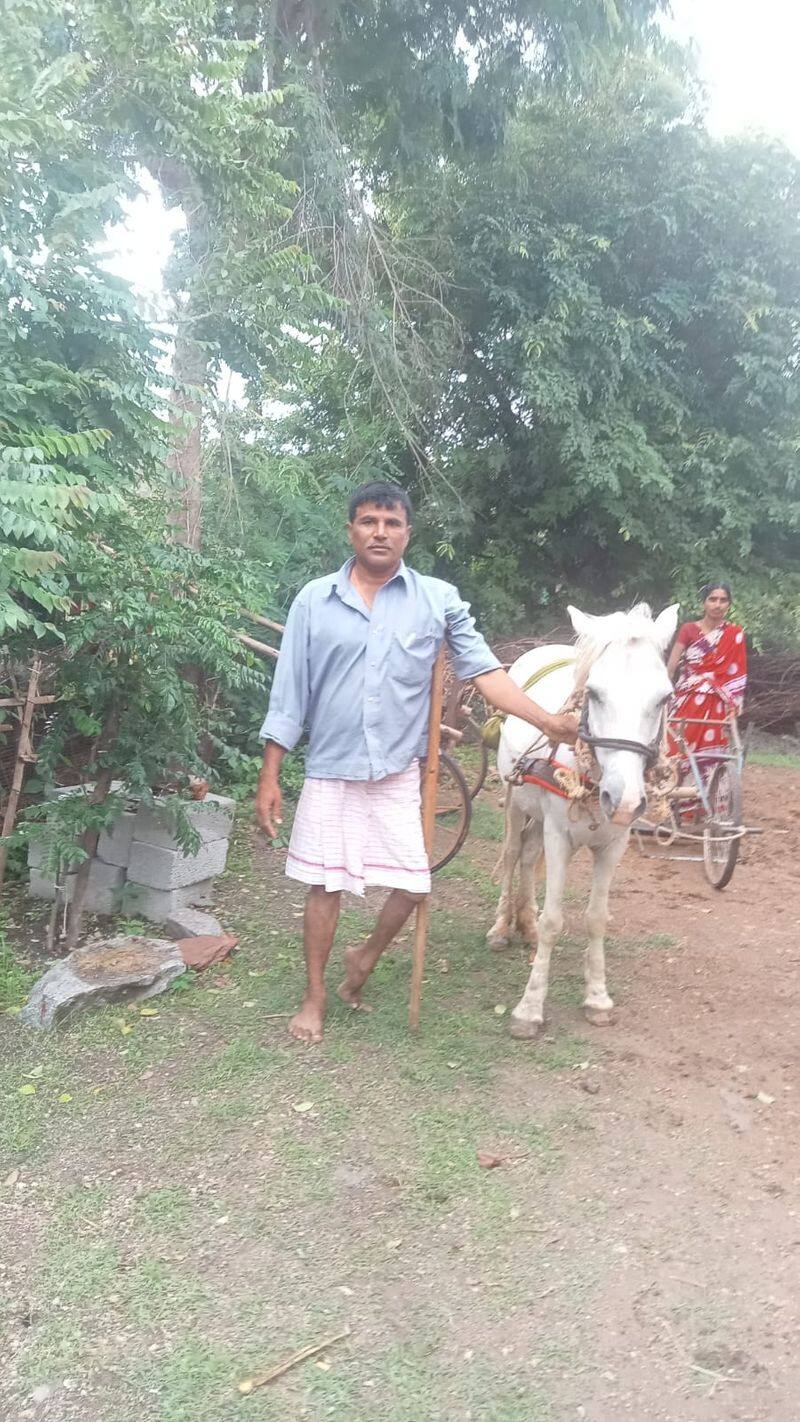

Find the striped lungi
[[285, 762, 431, 898]]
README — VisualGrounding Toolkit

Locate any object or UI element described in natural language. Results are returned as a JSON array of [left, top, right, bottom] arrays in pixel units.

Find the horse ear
[[653, 603, 679, 651], [567, 605, 591, 639]]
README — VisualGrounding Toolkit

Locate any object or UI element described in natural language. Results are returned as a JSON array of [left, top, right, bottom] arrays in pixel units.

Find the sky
[[102, 1, 800, 308]]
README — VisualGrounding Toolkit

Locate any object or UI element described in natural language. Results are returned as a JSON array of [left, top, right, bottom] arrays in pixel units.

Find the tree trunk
[[150, 158, 211, 552], [64, 699, 122, 952]]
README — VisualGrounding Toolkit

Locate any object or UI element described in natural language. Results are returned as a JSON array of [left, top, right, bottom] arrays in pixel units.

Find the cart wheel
[[447, 714, 490, 800], [422, 751, 472, 873], [702, 762, 743, 890]]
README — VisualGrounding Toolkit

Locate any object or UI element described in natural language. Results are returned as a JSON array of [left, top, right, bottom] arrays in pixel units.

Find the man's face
[[347, 501, 411, 574]]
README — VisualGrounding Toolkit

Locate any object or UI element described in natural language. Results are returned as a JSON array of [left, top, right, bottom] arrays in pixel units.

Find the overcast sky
[[103, 1, 800, 304]]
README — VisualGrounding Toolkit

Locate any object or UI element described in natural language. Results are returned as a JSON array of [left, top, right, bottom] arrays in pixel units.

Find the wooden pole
[[0, 656, 42, 894], [409, 645, 446, 1031]]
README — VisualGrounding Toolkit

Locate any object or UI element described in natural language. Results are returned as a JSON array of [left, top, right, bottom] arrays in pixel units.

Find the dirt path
[[1, 762, 798, 1421]]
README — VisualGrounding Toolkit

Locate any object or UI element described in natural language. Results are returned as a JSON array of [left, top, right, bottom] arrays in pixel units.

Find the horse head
[[568, 603, 678, 826]]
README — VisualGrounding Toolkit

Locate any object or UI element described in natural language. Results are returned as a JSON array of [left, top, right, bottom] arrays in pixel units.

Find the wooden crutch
[[408, 645, 446, 1030]]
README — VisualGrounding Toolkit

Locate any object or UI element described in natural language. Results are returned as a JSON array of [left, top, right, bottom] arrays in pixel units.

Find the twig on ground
[[237, 1327, 351, 1394]]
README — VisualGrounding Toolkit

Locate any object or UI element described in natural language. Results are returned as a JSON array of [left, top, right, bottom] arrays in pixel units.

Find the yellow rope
[[481, 656, 576, 749]]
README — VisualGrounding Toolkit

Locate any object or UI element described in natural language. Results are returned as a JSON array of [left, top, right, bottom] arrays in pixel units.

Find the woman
[[667, 582, 747, 791]]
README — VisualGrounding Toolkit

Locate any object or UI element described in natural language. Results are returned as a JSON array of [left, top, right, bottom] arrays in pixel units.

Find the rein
[[577, 700, 664, 770]]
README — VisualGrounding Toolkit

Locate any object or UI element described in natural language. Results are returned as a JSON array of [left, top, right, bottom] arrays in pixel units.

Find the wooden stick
[[409, 645, 446, 1031], [0, 657, 42, 894], [243, 610, 285, 636], [237, 1327, 351, 1394], [0, 695, 58, 708], [236, 632, 279, 659]]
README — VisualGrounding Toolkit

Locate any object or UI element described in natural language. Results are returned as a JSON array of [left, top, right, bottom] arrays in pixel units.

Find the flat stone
[[127, 837, 229, 891], [132, 794, 235, 851], [122, 879, 215, 922], [97, 811, 137, 869], [165, 907, 223, 939], [18, 935, 185, 1029]]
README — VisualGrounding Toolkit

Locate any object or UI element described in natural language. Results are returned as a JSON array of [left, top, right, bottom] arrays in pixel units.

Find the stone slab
[[132, 794, 235, 851], [127, 837, 229, 891], [97, 811, 137, 869], [122, 879, 215, 922], [19, 935, 185, 1029], [165, 907, 223, 939]]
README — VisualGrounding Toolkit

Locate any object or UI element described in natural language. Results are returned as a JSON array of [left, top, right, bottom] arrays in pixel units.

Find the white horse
[[487, 604, 678, 1039]]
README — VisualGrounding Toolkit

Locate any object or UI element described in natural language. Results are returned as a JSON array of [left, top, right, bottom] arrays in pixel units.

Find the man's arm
[[442, 583, 577, 744], [255, 592, 310, 838], [474, 668, 578, 745], [255, 742, 285, 837]]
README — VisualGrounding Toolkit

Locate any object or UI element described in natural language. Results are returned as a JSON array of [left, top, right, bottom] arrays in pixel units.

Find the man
[[256, 481, 577, 1043]]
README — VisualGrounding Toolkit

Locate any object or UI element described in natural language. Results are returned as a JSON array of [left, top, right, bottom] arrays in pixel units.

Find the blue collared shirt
[[260, 559, 500, 780]]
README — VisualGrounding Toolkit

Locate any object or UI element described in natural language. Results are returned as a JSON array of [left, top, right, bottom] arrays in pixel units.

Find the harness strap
[[481, 656, 576, 749]]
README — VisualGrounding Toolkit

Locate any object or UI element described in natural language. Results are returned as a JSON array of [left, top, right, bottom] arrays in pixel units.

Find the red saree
[[668, 622, 747, 769]]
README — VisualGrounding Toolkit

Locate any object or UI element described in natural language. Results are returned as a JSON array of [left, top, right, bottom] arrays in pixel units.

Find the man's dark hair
[[347, 481, 413, 524]]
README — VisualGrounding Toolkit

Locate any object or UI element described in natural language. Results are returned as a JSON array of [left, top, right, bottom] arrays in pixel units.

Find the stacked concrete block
[[27, 789, 235, 925], [124, 794, 235, 923]]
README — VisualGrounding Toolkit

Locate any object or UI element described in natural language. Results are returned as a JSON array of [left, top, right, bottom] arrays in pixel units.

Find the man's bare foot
[[288, 994, 326, 1043], [336, 945, 375, 1012]]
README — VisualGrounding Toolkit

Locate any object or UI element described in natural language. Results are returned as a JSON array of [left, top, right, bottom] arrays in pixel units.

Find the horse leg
[[515, 818, 543, 950], [510, 822, 571, 1039], [583, 834, 628, 1025], [487, 791, 526, 952]]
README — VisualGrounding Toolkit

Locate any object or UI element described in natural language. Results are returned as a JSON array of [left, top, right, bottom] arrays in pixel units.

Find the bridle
[[577, 698, 665, 772]]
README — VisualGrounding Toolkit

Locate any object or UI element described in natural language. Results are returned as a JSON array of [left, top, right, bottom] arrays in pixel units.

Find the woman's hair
[[699, 580, 732, 603]]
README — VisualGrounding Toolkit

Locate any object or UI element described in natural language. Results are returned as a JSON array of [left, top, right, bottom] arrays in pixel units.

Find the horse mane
[[573, 603, 659, 687]]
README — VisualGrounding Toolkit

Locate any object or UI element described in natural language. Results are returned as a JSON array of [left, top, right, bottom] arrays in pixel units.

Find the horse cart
[[633, 713, 752, 889]]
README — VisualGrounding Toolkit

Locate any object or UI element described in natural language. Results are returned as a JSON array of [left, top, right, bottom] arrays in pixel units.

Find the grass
[[748, 748, 800, 769], [1, 797, 622, 1420]]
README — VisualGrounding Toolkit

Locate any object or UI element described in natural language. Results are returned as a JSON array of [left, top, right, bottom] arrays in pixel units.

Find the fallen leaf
[[757, 1091, 775, 1105], [493, 1004, 507, 1016], [315, 1359, 331, 1372], [58, 1093, 73, 1104], [118, 1022, 134, 1036], [25, 1065, 44, 1079], [293, 1101, 314, 1114], [18, 1084, 36, 1096], [476, 1149, 506, 1170], [3, 1170, 20, 1188], [139, 1007, 159, 1018], [387, 1238, 403, 1250]]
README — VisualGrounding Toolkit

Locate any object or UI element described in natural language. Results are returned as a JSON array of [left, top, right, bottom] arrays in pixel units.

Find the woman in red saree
[[666, 582, 747, 790]]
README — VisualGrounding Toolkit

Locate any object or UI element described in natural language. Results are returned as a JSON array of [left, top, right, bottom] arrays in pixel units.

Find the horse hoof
[[584, 1006, 615, 1027], [487, 933, 510, 953], [509, 1014, 543, 1040]]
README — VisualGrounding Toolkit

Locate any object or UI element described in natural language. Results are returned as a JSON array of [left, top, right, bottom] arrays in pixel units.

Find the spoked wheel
[[447, 713, 490, 801], [702, 762, 743, 890], [422, 751, 472, 873]]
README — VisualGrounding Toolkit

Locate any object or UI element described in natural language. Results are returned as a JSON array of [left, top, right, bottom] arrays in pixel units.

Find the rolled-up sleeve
[[443, 583, 501, 682], [259, 592, 310, 749]]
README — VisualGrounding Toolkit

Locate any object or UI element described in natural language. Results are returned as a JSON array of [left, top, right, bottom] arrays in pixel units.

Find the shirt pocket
[[391, 628, 439, 687]]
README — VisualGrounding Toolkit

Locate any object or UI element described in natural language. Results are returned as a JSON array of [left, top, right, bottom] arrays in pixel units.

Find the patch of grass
[[55, 1183, 111, 1225], [748, 748, 800, 769], [196, 1035, 285, 1089], [124, 1258, 209, 1327], [0, 930, 35, 1011], [469, 798, 506, 843], [42, 1234, 121, 1303], [16, 1316, 89, 1387], [135, 1185, 192, 1231]]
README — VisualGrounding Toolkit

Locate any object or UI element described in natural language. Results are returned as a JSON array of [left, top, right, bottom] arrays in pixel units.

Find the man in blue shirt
[[257, 481, 576, 1042]]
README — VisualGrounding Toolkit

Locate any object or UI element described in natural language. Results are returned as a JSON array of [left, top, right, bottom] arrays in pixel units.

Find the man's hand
[[255, 781, 283, 838], [545, 711, 580, 746]]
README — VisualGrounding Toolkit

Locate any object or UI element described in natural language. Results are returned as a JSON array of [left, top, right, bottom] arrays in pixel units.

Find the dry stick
[[237, 632, 278, 660], [237, 1327, 351, 1394], [0, 656, 42, 895], [409, 646, 446, 1031]]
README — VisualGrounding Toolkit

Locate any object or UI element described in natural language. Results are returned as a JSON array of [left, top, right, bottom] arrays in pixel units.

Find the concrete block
[[132, 794, 235, 851], [27, 836, 56, 872], [123, 879, 216, 923], [127, 837, 229, 891], [97, 811, 137, 869], [27, 858, 125, 914], [165, 907, 223, 939], [46, 780, 127, 801]]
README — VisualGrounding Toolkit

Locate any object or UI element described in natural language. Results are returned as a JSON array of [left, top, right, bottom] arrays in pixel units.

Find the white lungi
[[285, 762, 431, 897]]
